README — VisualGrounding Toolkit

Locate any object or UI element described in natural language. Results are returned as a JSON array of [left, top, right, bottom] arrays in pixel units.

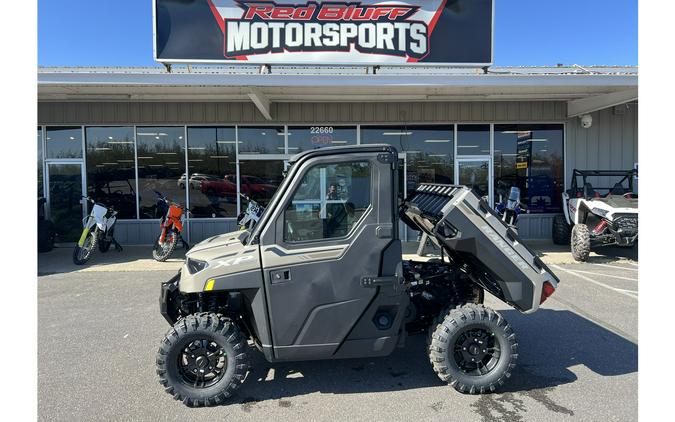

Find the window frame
[[279, 158, 374, 245]]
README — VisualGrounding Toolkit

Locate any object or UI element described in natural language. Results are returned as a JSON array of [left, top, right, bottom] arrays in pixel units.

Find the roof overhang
[[38, 67, 638, 121]]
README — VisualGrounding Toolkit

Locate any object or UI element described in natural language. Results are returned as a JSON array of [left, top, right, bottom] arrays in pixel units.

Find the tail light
[[540, 281, 555, 304]]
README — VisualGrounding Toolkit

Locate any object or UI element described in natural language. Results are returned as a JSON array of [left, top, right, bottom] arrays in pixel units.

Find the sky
[[38, 0, 638, 67]]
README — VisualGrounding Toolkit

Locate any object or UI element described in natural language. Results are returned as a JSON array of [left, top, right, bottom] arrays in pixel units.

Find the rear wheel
[[156, 313, 249, 407], [552, 215, 571, 245], [72, 230, 97, 265], [428, 304, 517, 394], [153, 230, 179, 262], [571, 224, 591, 262]]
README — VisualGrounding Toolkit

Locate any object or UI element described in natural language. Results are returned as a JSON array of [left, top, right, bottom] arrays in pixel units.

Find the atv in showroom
[[553, 169, 638, 262], [156, 145, 559, 406]]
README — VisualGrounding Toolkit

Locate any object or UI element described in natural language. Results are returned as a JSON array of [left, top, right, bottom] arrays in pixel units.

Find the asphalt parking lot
[[38, 248, 637, 422]]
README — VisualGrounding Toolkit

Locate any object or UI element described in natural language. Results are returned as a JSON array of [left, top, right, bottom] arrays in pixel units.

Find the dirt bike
[[152, 191, 190, 262], [73, 196, 122, 265], [237, 193, 264, 230]]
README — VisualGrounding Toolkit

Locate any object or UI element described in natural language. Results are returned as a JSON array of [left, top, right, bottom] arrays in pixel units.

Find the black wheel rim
[[177, 339, 228, 388], [452, 327, 501, 376]]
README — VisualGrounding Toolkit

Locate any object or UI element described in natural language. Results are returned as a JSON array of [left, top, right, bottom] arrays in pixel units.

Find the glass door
[[456, 157, 493, 205], [46, 162, 86, 243]]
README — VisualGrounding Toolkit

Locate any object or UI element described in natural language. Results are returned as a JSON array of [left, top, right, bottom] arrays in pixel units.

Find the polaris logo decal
[[208, 0, 446, 61], [481, 225, 530, 272]]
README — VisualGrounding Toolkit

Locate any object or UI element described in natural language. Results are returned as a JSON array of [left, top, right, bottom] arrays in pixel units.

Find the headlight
[[592, 208, 609, 217], [186, 258, 208, 274]]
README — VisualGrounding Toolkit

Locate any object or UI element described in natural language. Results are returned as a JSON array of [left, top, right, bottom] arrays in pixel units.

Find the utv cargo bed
[[400, 184, 559, 313]]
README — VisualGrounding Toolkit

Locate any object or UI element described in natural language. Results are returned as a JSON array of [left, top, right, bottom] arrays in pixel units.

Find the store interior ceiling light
[[108, 136, 113, 140], [138, 133, 167, 136], [383, 132, 412, 136], [429, 154, 448, 157], [529, 139, 549, 142], [165, 162, 180, 165], [117, 160, 134, 163], [149, 164, 163, 167], [95, 147, 112, 151], [332, 141, 348, 144], [188, 147, 206, 150], [217, 140, 237, 144], [425, 139, 451, 143], [189, 159, 204, 162], [102, 162, 118, 165], [458, 145, 479, 148], [209, 155, 229, 159], [69, 136, 75, 140], [137, 156, 153, 159], [107, 141, 134, 144], [156, 152, 178, 155]]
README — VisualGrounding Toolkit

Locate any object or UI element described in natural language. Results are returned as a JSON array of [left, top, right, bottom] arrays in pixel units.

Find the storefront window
[[136, 127, 186, 219], [38, 127, 44, 198], [287, 126, 356, 153], [85, 127, 137, 219], [457, 125, 490, 156], [238, 126, 285, 154], [186, 127, 237, 218], [238, 160, 285, 207], [45, 126, 83, 159], [494, 124, 564, 213], [361, 125, 454, 195]]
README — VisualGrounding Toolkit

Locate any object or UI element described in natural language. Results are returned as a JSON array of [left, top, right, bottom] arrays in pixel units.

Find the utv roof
[[572, 169, 637, 177], [288, 144, 398, 164]]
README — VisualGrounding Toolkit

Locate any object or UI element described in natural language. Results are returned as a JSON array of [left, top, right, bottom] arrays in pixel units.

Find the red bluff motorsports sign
[[154, 0, 493, 65]]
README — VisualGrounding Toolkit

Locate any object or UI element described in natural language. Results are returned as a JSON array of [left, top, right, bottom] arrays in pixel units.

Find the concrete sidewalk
[[38, 239, 637, 275]]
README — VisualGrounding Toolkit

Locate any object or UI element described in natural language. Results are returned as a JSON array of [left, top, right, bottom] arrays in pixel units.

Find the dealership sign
[[154, 0, 493, 65]]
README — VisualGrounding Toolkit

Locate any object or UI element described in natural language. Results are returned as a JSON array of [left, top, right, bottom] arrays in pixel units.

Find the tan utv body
[[156, 145, 559, 406]]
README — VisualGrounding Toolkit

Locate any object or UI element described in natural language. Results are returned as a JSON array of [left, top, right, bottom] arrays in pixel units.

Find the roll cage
[[569, 169, 637, 200]]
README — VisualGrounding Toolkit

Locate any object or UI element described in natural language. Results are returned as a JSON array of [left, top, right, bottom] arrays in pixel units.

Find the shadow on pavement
[[37, 245, 187, 276], [227, 309, 637, 409]]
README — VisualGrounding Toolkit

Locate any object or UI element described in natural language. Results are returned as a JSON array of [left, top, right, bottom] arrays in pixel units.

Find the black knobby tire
[[38, 220, 55, 253], [571, 224, 591, 262], [72, 231, 97, 265], [428, 304, 518, 394], [552, 215, 572, 245], [153, 231, 178, 262], [156, 313, 249, 407]]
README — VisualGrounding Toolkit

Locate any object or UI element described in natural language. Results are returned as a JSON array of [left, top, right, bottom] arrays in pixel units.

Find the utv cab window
[[284, 162, 371, 242]]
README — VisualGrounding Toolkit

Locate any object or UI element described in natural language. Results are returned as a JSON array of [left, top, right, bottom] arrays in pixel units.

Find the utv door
[[258, 148, 403, 361]]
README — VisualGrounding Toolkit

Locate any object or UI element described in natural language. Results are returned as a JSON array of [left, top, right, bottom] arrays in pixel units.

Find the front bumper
[[159, 272, 181, 325]]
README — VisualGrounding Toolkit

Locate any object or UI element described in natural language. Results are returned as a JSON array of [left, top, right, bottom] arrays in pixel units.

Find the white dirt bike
[[72, 196, 123, 265]]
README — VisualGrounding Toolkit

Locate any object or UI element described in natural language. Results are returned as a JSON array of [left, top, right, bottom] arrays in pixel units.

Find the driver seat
[[584, 183, 600, 198], [611, 183, 627, 196]]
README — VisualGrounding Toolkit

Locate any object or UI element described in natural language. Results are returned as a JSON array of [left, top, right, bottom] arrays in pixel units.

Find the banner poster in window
[[516, 133, 531, 171], [154, 0, 493, 65]]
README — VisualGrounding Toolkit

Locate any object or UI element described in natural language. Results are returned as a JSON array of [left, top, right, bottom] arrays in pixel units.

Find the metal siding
[[565, 103, 638, 190], [39, 101, 570, 125], [517, 214, 556, 240]]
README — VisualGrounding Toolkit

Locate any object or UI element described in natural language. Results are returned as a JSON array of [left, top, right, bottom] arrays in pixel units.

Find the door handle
[[270, 269, 291, 284]]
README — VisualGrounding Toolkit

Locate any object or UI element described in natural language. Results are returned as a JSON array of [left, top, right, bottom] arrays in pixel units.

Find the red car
[[200, 174, 276, 202]]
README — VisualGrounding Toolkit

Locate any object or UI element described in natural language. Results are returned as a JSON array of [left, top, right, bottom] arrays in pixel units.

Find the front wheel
[[428, 304, 517, 394], [153, 230, 178, 262], [571, 224, 591, 262], [72, 230, 97, 265], [156, 313, 249, 407]]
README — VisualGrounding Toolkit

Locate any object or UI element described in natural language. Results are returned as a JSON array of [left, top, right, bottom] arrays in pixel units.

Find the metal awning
[[38, 65, 638, 120]]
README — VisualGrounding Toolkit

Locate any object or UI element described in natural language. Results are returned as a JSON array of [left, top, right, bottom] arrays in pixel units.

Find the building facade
[[37, 66, 638, 244]]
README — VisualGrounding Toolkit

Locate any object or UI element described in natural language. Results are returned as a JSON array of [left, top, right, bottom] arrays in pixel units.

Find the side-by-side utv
[[156, 145, 559, 407]]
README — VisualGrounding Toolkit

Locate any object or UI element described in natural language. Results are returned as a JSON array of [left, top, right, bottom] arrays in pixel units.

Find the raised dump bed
[[400, 183, 559, 313]]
